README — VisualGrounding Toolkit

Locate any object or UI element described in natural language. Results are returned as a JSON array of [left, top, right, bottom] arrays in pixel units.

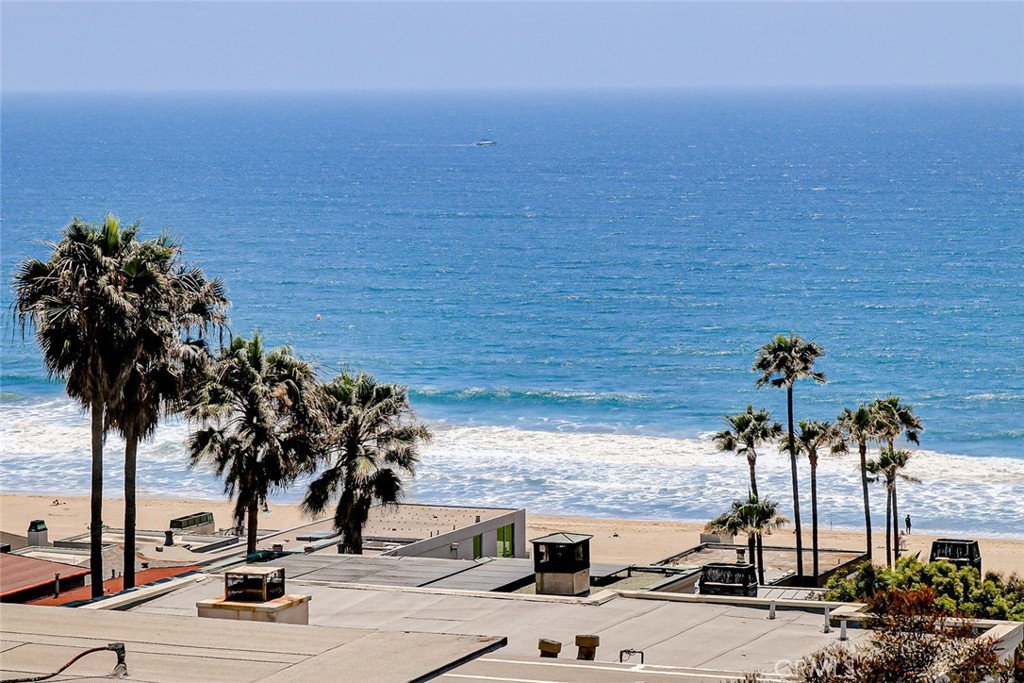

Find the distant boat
[[474, 139, 496, 147]]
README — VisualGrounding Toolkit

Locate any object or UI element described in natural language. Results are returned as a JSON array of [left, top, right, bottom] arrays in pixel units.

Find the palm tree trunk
[[884, 484, 893, 568], [787, 385, 804, 580], [748, 458, 759, 498], [123, 433, 138, 590], [892, 484, 900, 563], [350, 524, 364, 555], [810, 457, 819, 581], [246, 499, 259, 555], [90, 402, 104, 599], [859, 441, 872, 560], [747, 534, 756, 571], [756, 533, 766, 585]]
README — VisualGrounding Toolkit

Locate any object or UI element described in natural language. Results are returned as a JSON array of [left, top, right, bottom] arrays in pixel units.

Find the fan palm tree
[[707, 494, 788, 585], [106, 235, 228, 588], [186, 333, 321, 554], [793, 420, 845, 579], [706, 501, 756, 578], [753, 334, 826, 581], [712, 405, 782, 498], [837, 404, 881, 560], [872, 396, 923, 449], [302, 372, 431, 554], [870, 396, 922, 561], [866, 447, 919, 568], [13, 215, 140, 597]]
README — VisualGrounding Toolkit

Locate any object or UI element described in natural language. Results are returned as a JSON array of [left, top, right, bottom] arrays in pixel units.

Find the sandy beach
[[2, 493, 1021, 576]]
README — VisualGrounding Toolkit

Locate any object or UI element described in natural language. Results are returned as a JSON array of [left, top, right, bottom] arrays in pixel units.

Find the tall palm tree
[[793, 420, 845, 579], [13, 215, 140, 597], [753, 334, 826, 581], [106, 235, 228, 588], [706, 494, 788, 585], [837, 404, 881, 560], [866, 447, 919, 568], [186, 333, 320, 554], [870, 396, 922, 562], [712, 405, 782, 498], [302, 373, 431, 554], [871, 396, 923, 450]]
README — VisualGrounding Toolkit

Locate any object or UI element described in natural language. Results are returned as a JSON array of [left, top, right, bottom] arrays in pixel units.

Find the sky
[[2, 2, 1022, 92]]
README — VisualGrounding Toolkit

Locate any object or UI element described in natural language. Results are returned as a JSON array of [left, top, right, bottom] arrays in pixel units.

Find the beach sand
[[2, 493, 1021, 576]]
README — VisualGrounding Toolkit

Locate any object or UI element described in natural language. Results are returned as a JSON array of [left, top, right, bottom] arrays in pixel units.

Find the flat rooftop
[[0, 603, 504, 683], [264, 554, 535, 591], [662, 544, 863, 584], [135, 576, 868, 677]]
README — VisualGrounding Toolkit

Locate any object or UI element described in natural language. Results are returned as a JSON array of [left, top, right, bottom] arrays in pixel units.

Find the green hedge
[[824, 556, 1024, 621]]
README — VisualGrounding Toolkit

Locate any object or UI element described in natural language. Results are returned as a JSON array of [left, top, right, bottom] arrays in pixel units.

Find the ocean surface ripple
[[1, 90, 1022, 536]]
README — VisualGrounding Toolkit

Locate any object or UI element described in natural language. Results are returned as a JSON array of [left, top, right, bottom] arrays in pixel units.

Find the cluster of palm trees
[[708, 334, 922, 585], [14, 216, 430, 597]]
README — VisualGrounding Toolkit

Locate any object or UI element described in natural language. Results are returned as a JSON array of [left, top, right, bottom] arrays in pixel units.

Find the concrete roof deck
[[0, 603, 504, 683], [133, 577, 869, 677], [663, 544, 863, 583]]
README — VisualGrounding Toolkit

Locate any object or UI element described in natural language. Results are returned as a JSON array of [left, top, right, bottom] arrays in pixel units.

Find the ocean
[[2, 89, 1022, 537]]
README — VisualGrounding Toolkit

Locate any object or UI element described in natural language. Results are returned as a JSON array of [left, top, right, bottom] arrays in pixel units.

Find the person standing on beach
[[905, 514, 912, 534]]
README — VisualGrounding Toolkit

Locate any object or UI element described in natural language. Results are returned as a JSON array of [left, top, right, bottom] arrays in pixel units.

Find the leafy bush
[[824, 556, 1024, 621], [789, 586, 1024, 682]]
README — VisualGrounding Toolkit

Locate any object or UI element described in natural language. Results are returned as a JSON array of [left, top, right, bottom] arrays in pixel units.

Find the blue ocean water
[[2, 90, 1022, 536]]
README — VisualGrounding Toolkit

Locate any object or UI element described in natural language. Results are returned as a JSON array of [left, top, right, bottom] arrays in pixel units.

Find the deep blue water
[[2, 90, 1023, 533]]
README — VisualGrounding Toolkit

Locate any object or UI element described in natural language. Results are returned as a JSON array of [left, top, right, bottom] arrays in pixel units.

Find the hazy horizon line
[[4, 83, 1023, 97]]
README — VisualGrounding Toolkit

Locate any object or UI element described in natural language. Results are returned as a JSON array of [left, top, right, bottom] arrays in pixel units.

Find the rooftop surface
[[0, 603, 504, 683], [27, 566, 202, 606], [0, 553, 89, 598], [662, 544, 863, 583], [134, 577, 868, 677], [265, 554, 535, 591]]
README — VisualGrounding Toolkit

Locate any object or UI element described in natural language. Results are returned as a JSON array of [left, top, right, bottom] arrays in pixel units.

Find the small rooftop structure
[[225, 566, 286, 602], [199, 565, 309, 625], [698, 562, 757, 597], [169, 511, 215, 534], [532, 532, 592, 596], [930, 538, 982, 572]]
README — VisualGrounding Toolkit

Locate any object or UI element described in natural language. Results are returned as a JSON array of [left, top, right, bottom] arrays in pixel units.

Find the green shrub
[[824, 556, 1024, 622]]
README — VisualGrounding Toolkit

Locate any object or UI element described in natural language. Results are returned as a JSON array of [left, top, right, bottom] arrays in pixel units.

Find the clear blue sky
[[2, 2, 1022, 92]]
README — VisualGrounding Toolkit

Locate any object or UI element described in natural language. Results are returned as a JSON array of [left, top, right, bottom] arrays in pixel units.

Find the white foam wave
[[2, 399, 1023, 538]]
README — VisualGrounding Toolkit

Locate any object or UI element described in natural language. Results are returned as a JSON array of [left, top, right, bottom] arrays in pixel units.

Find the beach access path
[[1, 494, 1022, 576]]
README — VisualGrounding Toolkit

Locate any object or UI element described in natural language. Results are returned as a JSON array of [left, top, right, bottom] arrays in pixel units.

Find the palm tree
[[13, 216, 140, 597], [712, 405, 782, 498], [793, 420, 845, 579], [706, 501, 756, 577], [866, 447, 919, 568], [742, 495, 789, 586], [753, 334, 826, 581], [870, 396, 922, 562], [186, 333, 320, 554], [707, 494, 788, 585], [302, 373, 431, 554], [837, 404, 881, 560], [106, 235, 228, 588]]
